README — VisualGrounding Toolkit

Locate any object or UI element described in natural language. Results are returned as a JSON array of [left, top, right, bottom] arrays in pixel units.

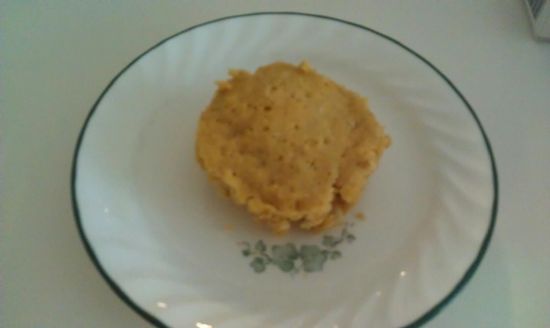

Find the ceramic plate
[[72, 13, 498, 328]]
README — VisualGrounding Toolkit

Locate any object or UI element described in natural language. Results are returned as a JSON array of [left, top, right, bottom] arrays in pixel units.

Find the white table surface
[[1, 1, 549, 327]]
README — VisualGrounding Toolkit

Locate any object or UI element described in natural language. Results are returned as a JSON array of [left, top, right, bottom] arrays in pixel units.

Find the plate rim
[[70, 11, 499, 328]]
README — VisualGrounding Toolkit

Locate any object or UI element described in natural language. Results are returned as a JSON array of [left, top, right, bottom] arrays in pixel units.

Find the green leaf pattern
[[240, 224, 356, 274], [250, 257, 266, 273]]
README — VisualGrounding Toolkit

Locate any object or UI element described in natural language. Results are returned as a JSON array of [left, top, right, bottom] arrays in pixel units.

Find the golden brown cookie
[[196, 61, 390, 233]]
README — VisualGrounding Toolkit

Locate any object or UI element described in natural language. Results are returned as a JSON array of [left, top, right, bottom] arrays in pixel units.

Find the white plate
[[72, 13, 498, 328]]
